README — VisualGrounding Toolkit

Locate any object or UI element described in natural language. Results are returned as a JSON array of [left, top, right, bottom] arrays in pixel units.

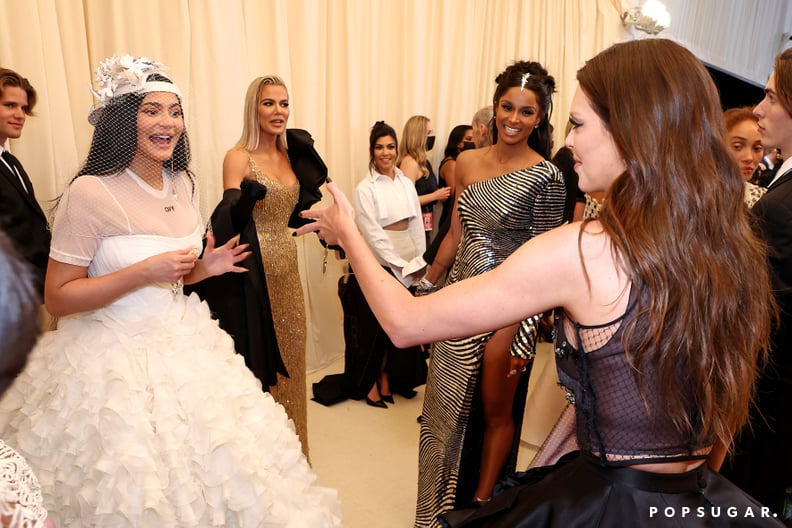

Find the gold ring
[[509, 369, 517, 376]]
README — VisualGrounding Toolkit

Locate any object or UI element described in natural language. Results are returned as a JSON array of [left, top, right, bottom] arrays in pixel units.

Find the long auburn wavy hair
[[578, 39, 776, 449]]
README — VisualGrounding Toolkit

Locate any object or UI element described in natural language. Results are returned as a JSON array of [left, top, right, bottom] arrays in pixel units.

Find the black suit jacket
[[755, 168, 792, 296], [0, 151, 51, 297], [725, 168, 792, 508]]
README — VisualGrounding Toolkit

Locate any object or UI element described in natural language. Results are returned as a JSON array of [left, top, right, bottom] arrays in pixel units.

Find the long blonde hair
[[397, 115, 430, 178], [235, 75, 288, 153]]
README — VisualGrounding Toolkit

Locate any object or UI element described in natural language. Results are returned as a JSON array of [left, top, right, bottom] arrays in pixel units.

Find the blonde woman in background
[[398, 115, 451, 245]]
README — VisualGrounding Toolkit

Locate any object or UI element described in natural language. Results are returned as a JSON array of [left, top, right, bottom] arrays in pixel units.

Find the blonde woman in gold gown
[[207, 76, 327, 457]]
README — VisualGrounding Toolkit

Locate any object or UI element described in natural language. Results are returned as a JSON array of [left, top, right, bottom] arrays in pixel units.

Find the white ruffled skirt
[[0, 293, 341, 527]]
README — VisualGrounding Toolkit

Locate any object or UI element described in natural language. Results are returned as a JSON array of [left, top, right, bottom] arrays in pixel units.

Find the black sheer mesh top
[[555, 287, 711, 467]]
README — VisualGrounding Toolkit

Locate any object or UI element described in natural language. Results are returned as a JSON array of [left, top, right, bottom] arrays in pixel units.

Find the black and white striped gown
[[415, 160, 566, 527]]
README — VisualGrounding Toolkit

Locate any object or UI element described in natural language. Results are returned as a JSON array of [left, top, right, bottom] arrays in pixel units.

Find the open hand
[[201, 232, 251, 276], [434, 186, 452, 202], [294, 181, 356, 247]]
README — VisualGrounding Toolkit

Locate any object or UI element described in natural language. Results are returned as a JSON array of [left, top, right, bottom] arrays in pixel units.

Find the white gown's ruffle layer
[[0, 293, 341, 527]]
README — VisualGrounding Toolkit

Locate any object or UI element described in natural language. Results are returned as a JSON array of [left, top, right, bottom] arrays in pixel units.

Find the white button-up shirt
[[354, 166, 426, 286]]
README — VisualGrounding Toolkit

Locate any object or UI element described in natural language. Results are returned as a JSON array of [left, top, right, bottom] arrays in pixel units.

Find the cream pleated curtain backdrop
[[1, 0, 627, 371]]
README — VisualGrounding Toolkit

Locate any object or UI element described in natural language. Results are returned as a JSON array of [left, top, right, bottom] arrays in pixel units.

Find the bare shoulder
[[399, 155, 419, 181], [223, 148, 251, 188], [455, 148, 487, 187], [224, 148, 249, 167], [538, 220, 618, 277], [558, 220, 630, 322], [513, 221, 589, 269]]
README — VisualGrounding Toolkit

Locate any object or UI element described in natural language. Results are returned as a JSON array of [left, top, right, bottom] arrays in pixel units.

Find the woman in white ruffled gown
[[0, 56, 341, 527]]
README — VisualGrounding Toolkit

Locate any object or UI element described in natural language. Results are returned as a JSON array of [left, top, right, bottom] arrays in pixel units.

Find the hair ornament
[[520, 72, 531, 91], [88, 54, 181, 125]]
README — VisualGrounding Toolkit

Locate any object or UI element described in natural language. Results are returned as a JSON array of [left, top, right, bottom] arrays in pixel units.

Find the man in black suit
[[0, 68, 50, 298], [720, 48, 792, 516]]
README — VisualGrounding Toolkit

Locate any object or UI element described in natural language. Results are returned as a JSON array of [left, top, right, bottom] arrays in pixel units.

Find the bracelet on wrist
[[414, 277, 440, 296]]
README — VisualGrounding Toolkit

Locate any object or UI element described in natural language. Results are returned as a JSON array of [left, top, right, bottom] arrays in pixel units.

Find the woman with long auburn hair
[[297, 38, 781, 526]]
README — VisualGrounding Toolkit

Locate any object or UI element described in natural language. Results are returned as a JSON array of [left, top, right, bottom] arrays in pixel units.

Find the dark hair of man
[[0, 68, 37, 115], [773, 48, 792, 117]]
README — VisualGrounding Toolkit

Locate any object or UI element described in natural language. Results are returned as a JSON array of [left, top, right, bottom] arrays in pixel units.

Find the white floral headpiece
[[88, 54, 181, 125]]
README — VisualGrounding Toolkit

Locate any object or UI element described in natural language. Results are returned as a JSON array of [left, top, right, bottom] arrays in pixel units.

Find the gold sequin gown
[[249, 156, 309, 457]]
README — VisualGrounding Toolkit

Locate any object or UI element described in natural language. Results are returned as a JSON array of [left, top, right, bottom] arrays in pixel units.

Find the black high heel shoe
[[374, 378, 394, 404], [365, 397, 388, 409]]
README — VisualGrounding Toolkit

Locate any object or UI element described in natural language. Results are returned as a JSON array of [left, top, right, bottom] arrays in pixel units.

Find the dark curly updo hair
[[368, 121, 398, 171], [491, 60, 556, 159]]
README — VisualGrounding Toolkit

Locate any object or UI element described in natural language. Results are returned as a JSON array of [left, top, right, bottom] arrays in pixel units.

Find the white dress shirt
[[767, 156, 792, 189], [354, 166, 426, 286]]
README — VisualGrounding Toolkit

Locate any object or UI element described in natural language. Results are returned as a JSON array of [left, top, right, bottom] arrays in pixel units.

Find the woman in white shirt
[[349, 121, 427, 408]]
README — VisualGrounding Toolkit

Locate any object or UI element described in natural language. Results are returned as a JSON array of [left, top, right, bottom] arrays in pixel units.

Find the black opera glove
[[230, 179, 267, 233]]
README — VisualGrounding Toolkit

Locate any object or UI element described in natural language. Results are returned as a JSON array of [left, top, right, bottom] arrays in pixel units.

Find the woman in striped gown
[[415, 61, 566, 526]]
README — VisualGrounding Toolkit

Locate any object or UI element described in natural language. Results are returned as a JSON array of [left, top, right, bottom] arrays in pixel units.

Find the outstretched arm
[[295, 181, 582, 347]]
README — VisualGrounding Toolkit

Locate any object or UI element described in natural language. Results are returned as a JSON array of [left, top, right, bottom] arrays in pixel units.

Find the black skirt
[[440, 452, 785, 527]]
